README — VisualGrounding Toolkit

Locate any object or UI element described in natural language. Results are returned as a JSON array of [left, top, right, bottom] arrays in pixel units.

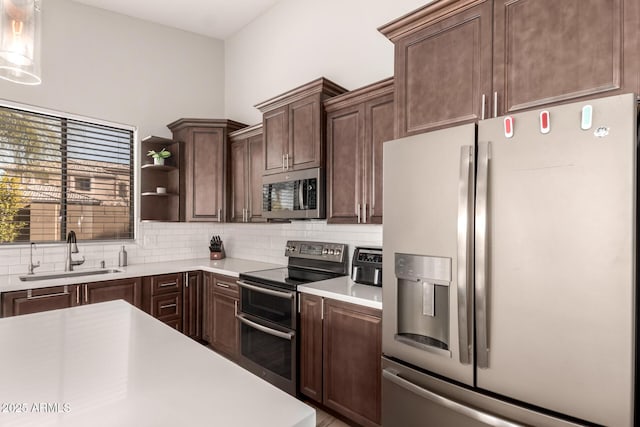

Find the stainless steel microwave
[[262, 168, 324, 220]]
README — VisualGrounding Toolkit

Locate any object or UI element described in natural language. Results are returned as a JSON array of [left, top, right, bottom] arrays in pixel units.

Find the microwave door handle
[[298, 181, 305, 210]]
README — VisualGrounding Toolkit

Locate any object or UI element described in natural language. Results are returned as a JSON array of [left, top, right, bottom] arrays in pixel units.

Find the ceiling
[[72, 0, 282, 40]]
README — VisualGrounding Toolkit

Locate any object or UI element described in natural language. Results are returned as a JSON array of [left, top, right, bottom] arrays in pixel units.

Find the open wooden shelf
[[140, 136, 183, 222]]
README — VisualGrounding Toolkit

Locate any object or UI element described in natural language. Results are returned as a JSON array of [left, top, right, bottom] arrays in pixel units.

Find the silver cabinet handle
[[246, 209, 250, 222], [84, 284, 88, 303], [159, 282, 177, 288], [321, 298, 324, 320], [457, 145, 475, 365], [217, 208, 221, 222], [357, 203, 361, 223], [286, 153, 290, 170], [382, 369, 522, 427], [216, 282, 231, 289], [27, 286, 69, 300], [160, 303, 177, 310], [236, 280, 294, 299], [282, 153, 286, 170], [493, 91, 498, 118], [184, 272, 189, 288], [475, 141, 490, 369], [76, 285, 80, 305], [236, 313, 294, 341], [363, 203, 367, 223], [234, 299, 238, 317], [481, 94, 486, 120]]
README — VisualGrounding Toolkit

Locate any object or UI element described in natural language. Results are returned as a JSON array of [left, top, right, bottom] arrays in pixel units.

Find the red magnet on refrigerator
[[540, 110, 550, 134]]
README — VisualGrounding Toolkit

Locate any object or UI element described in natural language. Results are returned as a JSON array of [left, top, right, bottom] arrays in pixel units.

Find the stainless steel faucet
[[65, 230, 85, 272], [28, 242, 40, 275]]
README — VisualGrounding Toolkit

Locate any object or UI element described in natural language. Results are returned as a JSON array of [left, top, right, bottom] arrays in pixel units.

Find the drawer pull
[[216, 282, 231, 289], [160, 303, 177, 309], [159, 282, 177, 288], [27, 286, 69, 300]]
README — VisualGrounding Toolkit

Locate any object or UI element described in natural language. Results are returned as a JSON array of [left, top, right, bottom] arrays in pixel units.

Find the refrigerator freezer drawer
[[382, 357, 585, 427]]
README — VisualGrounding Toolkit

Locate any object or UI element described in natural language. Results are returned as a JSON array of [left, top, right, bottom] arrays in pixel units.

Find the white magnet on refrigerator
[[581, 105, 593, 130], [540, 110, 550, 134], [504, 116, 514, 138]]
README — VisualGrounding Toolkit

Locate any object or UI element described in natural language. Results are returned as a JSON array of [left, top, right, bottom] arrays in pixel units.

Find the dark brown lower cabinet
[[299, 293, 324, 401], [84, 277, 142, 307], [142, 272, 183, 330], [1, 285, 81, 317], [203, 272, 240, 361], [1, 277, 142, 318], [299, 294, 382, 427], [183, 271, 203, 340]]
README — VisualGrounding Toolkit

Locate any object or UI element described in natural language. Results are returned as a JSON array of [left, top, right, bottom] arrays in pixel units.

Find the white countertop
[[0, 258, 282, 293], [0, 300, 315, 427], [298, 276, 382, 310]]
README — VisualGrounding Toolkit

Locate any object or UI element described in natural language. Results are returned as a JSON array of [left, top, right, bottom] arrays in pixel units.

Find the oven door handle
[[236, 314, 295, 341], [236, 280, 295, 299]]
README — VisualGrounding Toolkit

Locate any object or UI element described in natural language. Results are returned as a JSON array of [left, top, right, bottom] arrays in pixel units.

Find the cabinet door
[[493, 0, 638, 114], [1, 285, 80, 317], [263, 106, 288, 174], [289, 95, 322, 170], [326, 104, 364, 224], [186, 127, 226, 222], [84, 277, 142, 308], [323, 299, 382, 427], [203, 272, 214, 343], [210, 292, 240, 360], [299, 293, 324, 402], [364, 93, 394, 224], [246, 133, 265, 222], [230, 139, 247, 223], [183, 271, 202, 340], [395, 0, 492, 136]]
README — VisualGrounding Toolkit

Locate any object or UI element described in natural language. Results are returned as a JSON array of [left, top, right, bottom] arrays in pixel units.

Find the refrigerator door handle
[[382, 369, 522, 427], [475, 141, 490, 369], [457, 145, 474, 365]]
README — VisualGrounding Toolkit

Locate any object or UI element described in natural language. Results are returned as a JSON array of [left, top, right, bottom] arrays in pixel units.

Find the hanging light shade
[[0, 0, 41, 85]]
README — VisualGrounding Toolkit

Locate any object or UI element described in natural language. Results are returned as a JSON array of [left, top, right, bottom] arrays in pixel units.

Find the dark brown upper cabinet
[[255, 78, 347, 175], [325, 78, 394, 224], [229, 124, 266, 223], [168, 119, 246, 222], [380, 0, 640, 137]]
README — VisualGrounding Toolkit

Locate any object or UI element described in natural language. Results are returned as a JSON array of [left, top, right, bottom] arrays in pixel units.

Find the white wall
[[1, 0, 431, 274], [224, 0, 430, 125], [0, 0, 226, 138]]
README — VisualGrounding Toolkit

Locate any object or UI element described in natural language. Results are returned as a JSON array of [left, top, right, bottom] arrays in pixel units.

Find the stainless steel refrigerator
[[382, 93, 637, 427]]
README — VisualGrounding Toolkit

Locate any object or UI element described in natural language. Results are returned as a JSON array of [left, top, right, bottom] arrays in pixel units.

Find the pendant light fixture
[[0, 0, 41, 85]]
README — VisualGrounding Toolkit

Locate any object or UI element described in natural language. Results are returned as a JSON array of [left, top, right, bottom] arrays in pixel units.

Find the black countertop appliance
[[351, 246, 382, 286]]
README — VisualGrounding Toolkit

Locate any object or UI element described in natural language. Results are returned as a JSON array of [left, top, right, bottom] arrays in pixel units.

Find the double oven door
[[235, 279, 297, 395]]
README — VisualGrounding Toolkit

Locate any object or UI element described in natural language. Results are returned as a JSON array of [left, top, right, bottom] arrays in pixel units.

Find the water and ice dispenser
[[395, 253, 452, 354]]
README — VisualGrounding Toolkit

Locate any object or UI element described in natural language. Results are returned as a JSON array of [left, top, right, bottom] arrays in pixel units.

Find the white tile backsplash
[[0, 221, 382, 275]]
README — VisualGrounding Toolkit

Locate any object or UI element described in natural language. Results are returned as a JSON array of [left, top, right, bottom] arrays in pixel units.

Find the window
[[0, 102, 135, 244], [75, 176, 91, 191]]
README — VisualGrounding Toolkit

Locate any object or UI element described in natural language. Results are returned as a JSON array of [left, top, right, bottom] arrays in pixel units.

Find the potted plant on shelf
[[147, 148, 171, 165]]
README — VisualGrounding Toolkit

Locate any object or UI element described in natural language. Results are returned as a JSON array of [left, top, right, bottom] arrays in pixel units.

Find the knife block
[[210, 243, 225, 260]]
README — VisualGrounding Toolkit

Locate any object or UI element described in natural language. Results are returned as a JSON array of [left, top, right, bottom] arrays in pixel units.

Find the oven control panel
[[285, 240, 346, 262]]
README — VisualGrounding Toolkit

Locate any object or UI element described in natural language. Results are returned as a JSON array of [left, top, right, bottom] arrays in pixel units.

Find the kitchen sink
[[19, 268, 124, 282]]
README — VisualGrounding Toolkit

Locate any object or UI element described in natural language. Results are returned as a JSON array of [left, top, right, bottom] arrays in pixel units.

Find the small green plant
[[146, 148, 171, 159]]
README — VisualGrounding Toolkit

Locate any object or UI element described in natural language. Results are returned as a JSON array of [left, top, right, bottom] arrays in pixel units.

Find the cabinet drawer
[[212, 276, 239, 298], [151, 293, 182, 319], [150, 273, 182, 295]]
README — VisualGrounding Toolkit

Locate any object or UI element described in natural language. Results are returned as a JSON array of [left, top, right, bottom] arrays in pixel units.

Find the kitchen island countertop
[[0, 300, 314, 427]]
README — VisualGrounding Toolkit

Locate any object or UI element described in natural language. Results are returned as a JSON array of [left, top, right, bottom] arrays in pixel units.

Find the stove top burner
[[240, 240, 349, 290], [239, 267, 343, 290]]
